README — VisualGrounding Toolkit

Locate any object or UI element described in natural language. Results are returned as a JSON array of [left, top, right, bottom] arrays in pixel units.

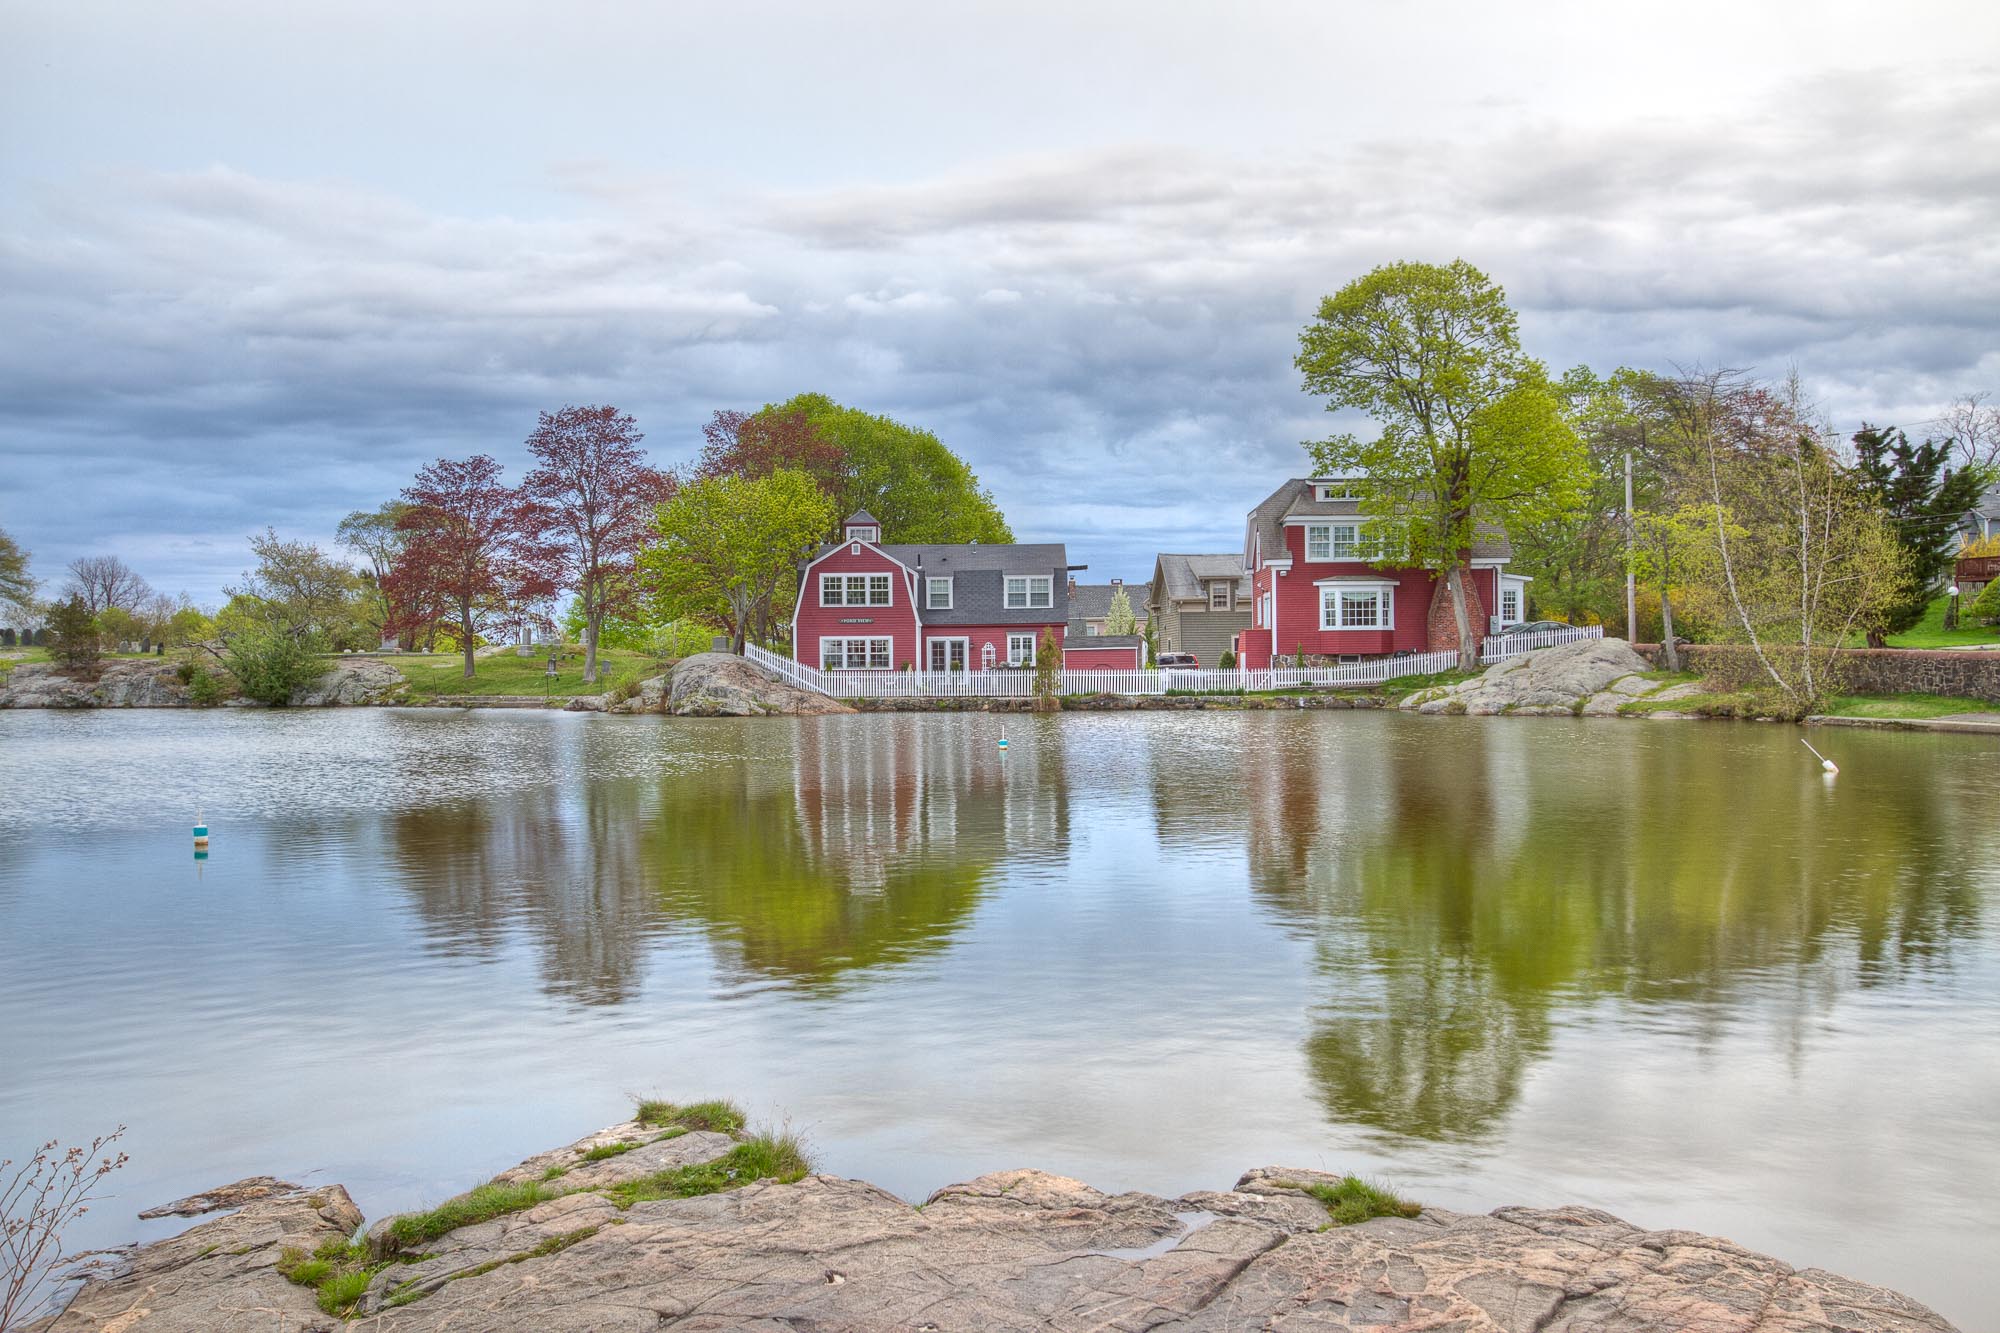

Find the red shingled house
[[1237, 477, 1529, 668], [793, 512, 1119, 672]]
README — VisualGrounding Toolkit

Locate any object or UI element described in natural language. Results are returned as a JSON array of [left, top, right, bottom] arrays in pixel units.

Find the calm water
[[1, 709, 1996, 1326]]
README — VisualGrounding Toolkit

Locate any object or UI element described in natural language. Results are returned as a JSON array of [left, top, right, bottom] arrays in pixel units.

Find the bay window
[[1318, 582, 1394, 630]]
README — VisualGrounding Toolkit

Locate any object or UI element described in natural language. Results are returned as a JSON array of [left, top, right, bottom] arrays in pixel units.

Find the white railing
[[1479, 623, 1602, 661], [746, 627, 1602, 700]]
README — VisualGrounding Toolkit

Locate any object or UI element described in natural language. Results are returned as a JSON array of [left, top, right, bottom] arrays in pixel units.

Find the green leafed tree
[[1296, 260, 1587, 668], [639, 468, 836, 654], [758, 393, 1011, 545], [1850, 424, 1993, 645], [1103, 585, 1137, 636], [46, 594, 101, 670], [0, 526, 34, 618]]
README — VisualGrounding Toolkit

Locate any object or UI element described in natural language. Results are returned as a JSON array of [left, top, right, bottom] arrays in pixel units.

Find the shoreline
[[36, 1107, 1962, 1332]]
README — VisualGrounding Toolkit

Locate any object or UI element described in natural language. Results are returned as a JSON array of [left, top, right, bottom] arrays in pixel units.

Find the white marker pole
[[1800, 738, 1838, 774]]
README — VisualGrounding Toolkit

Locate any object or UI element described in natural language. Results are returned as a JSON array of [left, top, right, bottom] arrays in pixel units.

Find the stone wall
[[1636, 643, 2000, 704]]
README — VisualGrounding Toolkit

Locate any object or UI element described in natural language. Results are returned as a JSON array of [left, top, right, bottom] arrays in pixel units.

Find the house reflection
[[385, 717, 1065, 1002]]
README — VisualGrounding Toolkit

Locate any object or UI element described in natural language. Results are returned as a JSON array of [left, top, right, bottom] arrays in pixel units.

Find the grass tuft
[[581, 1140, 641, 1162], [634, 1098, 745, 1134], [1301, 1176, 1421, 1227], [278, 1236, 381, 1318], [382, 1180, 549, 1255], [315, 1268, 373, 1316], [603, 1132, 810, 1209]]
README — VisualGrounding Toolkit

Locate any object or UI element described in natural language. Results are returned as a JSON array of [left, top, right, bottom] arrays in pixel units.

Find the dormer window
[[841, 511, 882, 544], [1315, 479, 1359, 501], [845, 524, 879, 543]]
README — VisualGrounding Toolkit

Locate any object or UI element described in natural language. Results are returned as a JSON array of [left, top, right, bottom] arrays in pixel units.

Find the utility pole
[[1624, 449, 1637, 643]]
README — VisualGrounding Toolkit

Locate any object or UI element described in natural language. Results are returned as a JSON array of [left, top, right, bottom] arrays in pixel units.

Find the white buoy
[[1800, 738, 1838, 774]]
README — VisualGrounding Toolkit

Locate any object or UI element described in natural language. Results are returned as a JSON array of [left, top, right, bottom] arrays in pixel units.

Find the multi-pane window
[[821, 637, 892, 670], [1319, 585, 1393, 630], [927, 577, 953, 609], [1006, 633, 1036, 665], [1004, 575, 1053, 609], [1501, 588, 1520, 623], [1209, 582, 1232, 610], [1303, 523, 1375, 561], [821, 573, 892, 606]]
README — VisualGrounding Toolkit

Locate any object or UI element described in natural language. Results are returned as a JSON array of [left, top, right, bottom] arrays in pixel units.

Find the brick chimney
[[1068, 576, 1077, 594], [1426, 564, 1488, 653]]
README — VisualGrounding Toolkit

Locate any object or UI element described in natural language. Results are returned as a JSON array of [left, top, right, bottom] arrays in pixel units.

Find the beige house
[[1147, 554, 1252, 664], [1066, 578, 1148, 638]]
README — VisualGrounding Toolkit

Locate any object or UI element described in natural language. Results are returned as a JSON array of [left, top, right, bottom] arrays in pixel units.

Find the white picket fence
[[746, 625, 1603, 701]]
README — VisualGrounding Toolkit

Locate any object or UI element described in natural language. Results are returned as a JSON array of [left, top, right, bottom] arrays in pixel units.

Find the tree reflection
[[1248, 720, 1985, 1142]]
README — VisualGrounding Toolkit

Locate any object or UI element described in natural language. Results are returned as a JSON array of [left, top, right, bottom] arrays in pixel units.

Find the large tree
[[384, 455, 531, 679], [639, 469, 835, 654], [0, 527, 34, 623], [518, 405, 673, 683], [1850, 424, 1992, 643], [1296, 260, 1586, 668], [64, 554, 151, 615], [227, 528, 366, 645], [338, 501, 413, 648], [757, 393, 1012, 545], [694, 408, 846, 496]]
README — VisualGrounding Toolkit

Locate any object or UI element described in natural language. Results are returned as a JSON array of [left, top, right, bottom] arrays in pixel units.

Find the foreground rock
[[36, 1123, 1956, 1332], [0, 659, 193, 708], [666, 652, 854, 716], [1404, 636, 1698, 717]]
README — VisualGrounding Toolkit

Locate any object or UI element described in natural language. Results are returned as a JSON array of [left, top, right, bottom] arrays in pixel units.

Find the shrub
[[186, 665, 226, 706], [1968, 578, 2000, 625], [44, 596, 101, 671], [1, 1126, 128, 1329], [222, 630, 325, 705], [1218, 649, 1237, 669]]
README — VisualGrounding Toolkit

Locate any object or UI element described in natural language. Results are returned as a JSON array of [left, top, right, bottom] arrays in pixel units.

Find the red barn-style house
[[1238, 477, 1529, 668], [792, 512, 1141, 673]]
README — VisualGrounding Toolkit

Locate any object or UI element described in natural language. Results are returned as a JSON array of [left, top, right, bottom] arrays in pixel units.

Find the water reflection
[[1237, 720, 1987, 1141]]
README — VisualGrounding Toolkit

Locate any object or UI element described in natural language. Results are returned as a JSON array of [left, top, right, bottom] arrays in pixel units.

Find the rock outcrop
[[0, 659, 192, 708], [1404, 637, 1693, 717], [288, 658, 410, 706], [33, 1119, 1957, 1332], [666, 652, 854, 716]]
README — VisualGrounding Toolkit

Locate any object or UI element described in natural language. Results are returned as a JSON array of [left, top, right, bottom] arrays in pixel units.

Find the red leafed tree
[[384, 455, 529, 679], [517, 405, 675, 683], [695, 409, 845, 493]]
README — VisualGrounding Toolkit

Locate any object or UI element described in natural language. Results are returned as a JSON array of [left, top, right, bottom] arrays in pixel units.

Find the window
[[1304, 522, 1377, 561], [1209, 582, 1232, 610], [821, 573, 891, 607], [926, 577, 953, 609], [1004, 575, 1053, 609], [821, 637, 892, 670], [1086, 624, 1100, 636], [1316, 480, 1358, 501], [1500, 587, 1520, 623], [1319, 584, 1394, 630], [1006, 633, 1036, 666], [846, 525, 879, 543]]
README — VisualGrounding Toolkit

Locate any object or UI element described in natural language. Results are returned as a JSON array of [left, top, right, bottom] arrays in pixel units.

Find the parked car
[[1156, 652, 1201, 669], [1491, 620, 1573, 640]]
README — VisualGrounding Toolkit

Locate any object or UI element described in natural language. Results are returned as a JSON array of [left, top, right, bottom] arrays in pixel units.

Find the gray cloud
[[3, 71, 1997, 602]]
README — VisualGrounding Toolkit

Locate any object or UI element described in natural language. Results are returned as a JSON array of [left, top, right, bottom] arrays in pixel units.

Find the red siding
[[923, 623, 1066, 671], [1064, 643, 1143, 669], [1240, 524, 1503, 667], [792, 545, 920, 670]]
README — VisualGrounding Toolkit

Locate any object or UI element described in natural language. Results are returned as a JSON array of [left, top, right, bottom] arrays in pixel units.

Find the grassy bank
[[386, 648, 665, 699], [1853, 595, 2000, 650]]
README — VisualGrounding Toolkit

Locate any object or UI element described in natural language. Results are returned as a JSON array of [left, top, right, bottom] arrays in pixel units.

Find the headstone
[[0, 628, 13, 647], [516, 624, 534, 657], [712, 635, 730, 653]]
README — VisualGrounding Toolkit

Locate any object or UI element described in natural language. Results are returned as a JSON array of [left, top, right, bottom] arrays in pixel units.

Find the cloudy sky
[[3, 0, 1997, 603]]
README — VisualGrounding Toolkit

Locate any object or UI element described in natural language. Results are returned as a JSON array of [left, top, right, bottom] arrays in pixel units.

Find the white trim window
[[1304, 522, 1377, 561], [1004, 575, 1053, 609], [1006, 632, 1036, 666], [821, 636, 892, 670], [926, 576, 953, 610], [845, 525, 880, 543], [1208, 582, 1232, 610], [1318, 582, 1395, 630], [820, 573, 892, 607], [1315, 480, 1359, 501], [1499, 585, 1521, 624]]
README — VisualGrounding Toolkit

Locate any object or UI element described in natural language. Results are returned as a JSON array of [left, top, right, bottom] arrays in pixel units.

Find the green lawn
[[1821, 693, 1992, 720], [1880, 595, 2000, 649], [386, 648, 666, 699]]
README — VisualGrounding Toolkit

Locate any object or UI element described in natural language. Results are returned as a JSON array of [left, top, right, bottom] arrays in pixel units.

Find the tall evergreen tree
[[1850, 425, 1993, 644]]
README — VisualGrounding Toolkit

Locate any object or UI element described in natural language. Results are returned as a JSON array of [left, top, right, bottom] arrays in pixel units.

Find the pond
[[0, 709, 1995, 1326]]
